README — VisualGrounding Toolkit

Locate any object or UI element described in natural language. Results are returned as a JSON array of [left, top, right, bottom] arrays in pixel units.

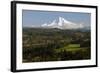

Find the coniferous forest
[[23, 28, 91, 63]]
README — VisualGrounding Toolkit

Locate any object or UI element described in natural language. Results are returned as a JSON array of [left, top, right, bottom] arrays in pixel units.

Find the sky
[[22, 10, 91, 27]]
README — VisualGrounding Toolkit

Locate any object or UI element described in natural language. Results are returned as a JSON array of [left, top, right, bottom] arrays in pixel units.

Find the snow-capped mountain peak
[[41, 17, 84, 29]]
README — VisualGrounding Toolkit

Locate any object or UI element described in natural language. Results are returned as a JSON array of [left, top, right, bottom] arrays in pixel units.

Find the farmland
[[23, 28, 91, 63]]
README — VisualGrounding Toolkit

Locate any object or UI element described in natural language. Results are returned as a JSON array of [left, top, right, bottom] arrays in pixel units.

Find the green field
[[55, 44, 81, 52]]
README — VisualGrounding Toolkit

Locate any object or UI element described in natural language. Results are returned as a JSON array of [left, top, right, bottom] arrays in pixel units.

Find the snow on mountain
[[41, 23, 48, 27], [48, 20, 57, 27], [41, 17, 84, 29]]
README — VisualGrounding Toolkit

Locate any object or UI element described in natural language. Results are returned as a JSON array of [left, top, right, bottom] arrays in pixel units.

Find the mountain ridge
[[41, 17, 85, 29]]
